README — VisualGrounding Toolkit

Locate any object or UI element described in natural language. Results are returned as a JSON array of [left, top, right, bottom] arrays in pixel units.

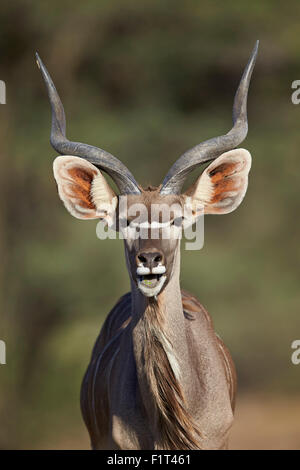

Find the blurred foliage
[[0, 0, 300, 449]]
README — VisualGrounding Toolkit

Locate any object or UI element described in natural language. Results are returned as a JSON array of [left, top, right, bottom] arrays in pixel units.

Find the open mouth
[[137, 273, 166, 297], [138, 273, 163, 288]]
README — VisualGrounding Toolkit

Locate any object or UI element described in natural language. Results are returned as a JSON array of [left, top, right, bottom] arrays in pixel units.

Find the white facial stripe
[[138, 275, 166, 297], [136, 266, 151, 276], [131, 221, 171, 229], [152, 266, 166, 274]]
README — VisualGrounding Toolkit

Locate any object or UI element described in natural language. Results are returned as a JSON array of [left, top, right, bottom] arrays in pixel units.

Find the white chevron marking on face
[[152, 265, 166, 274], [131, 221, 171, 229], [136, 266, 151, 276]]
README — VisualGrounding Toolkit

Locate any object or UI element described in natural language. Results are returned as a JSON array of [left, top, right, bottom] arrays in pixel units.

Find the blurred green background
[[0, 0, 300, 449]]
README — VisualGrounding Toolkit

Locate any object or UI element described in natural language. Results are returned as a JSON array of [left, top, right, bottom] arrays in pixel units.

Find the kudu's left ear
[[184, 149, 252, 215], [53, 156, 117, 221]]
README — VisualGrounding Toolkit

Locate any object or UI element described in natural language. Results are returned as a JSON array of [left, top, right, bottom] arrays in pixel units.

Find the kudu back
[[37, 41, 258, 449]]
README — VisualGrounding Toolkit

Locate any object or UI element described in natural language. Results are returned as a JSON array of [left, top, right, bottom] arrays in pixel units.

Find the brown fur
[[143, 185, 159, 192], [182, 290, 236, 411], [209, 162, 237, 181], [141, 299, 203, 450], [211, 179, 237, 204], [79, 185, 238, 450], [81, 290, 236, 449], [209, 161, 239, 204], [68, 167, 97, 210], [184, 160, 242, 209]]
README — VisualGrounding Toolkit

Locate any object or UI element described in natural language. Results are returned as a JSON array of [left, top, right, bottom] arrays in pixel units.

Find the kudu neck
[[129, 248, 201, 449]]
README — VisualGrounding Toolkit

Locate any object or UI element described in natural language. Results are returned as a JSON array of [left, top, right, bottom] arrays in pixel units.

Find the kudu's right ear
[[53, 156, 117, 221]]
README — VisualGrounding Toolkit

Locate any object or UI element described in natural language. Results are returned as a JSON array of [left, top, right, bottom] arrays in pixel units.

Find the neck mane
[[130, 254, 203, 450]]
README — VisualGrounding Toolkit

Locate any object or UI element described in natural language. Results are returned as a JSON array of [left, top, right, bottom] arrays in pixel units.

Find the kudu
[[36, 41, 258, 450]]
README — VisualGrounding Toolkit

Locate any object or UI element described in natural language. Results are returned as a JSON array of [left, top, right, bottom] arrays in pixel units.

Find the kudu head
[[36, 42, 258, 298]]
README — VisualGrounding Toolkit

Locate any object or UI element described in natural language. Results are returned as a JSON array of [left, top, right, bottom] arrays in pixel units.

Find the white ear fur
[[186, 148, 252, 215], [53, 156, 117, 220]]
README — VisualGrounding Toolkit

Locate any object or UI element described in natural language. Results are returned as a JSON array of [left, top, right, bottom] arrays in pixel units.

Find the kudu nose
[[136, 251, 164, 270]]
